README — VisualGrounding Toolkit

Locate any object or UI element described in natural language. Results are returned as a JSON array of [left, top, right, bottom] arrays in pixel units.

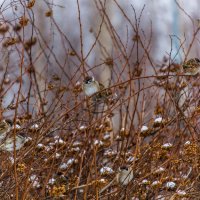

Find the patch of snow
[[100, 166, 114, 174], [165, 181, 176, 189], [141, 125, 148, 132]]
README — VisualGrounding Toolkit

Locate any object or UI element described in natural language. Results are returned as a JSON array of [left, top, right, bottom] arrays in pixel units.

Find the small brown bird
[[116, 166, 134, 185], [0, 135, 26, 152], [182, 58, 200, 76], [0, 119, 27, 152], [82, 76, 111, 101], [99, 166, 133, 194], [82, 76, 100, 97]]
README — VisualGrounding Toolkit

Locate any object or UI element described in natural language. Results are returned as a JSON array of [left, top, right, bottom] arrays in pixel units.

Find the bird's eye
[[120, 166, 128, 171], [84, 76, 92, 84]]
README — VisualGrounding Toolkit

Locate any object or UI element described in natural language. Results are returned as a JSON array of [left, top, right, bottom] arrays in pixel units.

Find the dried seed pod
[[68, 51, 76, 56], [3, 37, 19, 47], [26, 0, 35, 9], [105, 57, 113, 66], [24, 37, 37, 50], [154, 104, 164, 115], [13, 23, 22, 32], [0, 23, 9, 34], [132, 34, 140, 41], [120, 127, 129, 137], [19, 16, 29, 27], [52, 74, 60, 81], [45, 10, 53, 17]]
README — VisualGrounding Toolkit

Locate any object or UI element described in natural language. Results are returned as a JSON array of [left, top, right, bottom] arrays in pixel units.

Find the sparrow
[[0, 135, 26, 152], [116, 166, 134, 185], [82, 76, 112, 102], [0, 119, 27, 152], [182, 58, 200, 76], [99, 166, 133, 194]]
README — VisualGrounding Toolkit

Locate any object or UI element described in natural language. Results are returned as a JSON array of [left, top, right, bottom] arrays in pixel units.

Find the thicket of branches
[[0, 0, 200, 199]]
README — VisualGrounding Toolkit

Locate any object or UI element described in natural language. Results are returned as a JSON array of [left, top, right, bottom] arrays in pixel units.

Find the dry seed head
[[13, 24, 22, 32], [48, 82, 55, 90], [154, 104, 164, 115], [172, 159, 180, 164], [72, 83, 82, 94], [19, 16, 29, 27], [24, 113, 32, 120], [52, 74, 60, 81], [194, 106, 200, 114], [133, 67, 143, 76], [68, 50, 76, 56], [17, 163, 26, 173], [45, 10, 53, 17], [120, 127, 129, 137], [96, 179, 107, 187], [105, 57, 113, 66], [24, 37, 37, 50], [132, 34, 140, 41], [57, 86, 68, 94], [153, 149, 169, 160], [3, 37, 19, 47], [180, 81, 187, 89], [183, 143, 198, 156], [51, 185, 66, 197], [153, 117, 163, 128], [0, 23, 9, 34], [26, 0, 35, 9]]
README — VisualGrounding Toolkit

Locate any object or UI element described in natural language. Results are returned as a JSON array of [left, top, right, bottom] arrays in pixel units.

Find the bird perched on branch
[[0, 119, 27, 152], [0, 135, 26, 152], [99, 166, 133, 194], [116, 166, 134, 185], [82, 76, 112, 102], [182, 58, 200, 76]]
